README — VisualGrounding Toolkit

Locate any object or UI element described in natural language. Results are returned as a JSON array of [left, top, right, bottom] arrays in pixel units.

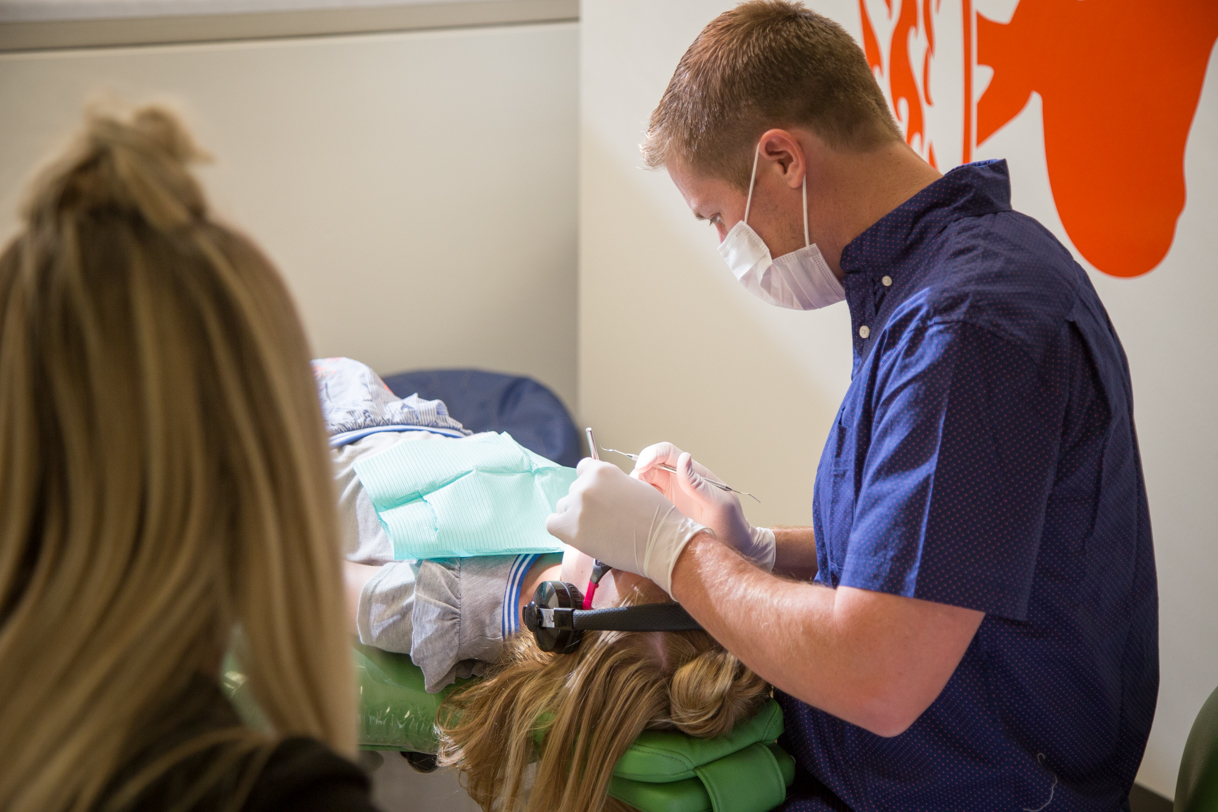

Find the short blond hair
[[642, 0, 900, 187], [0, 106, 355, 812]]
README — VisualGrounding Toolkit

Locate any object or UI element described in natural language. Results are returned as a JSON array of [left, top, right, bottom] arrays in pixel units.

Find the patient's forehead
[[610, 571, 669, 605], [559, 546, 667, 609], [560, 545, 594, 586]]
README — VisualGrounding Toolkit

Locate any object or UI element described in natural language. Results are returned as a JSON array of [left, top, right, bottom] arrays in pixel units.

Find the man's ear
[[757, 128, 806, 189]]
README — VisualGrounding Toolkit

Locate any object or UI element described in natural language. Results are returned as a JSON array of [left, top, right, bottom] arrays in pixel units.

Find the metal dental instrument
[[600, 447, 761, 503]]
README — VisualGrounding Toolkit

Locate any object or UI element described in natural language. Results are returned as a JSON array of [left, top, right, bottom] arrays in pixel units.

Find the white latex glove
[[545, 459, 711, 595], [632, 442, 776, 571]]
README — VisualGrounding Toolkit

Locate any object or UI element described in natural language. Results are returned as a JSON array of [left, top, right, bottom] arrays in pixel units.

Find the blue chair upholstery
[[382, 369, 580, 468]]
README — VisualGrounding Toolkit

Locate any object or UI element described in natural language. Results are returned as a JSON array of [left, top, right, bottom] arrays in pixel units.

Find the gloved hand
[[545, 459, 711, 595], [632, 442, 776, 571]]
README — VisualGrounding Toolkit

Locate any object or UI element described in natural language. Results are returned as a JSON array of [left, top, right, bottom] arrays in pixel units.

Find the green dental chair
[[250, 371, 793, 810], [222, 642, 794, 812]]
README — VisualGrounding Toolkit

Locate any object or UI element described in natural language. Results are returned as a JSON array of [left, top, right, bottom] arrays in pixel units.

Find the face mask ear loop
[[743, 143, 762, 224], [802, 174, 810, 247]]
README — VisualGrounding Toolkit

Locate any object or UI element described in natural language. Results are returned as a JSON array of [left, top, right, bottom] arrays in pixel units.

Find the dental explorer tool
[[600, 448, 761, 503]]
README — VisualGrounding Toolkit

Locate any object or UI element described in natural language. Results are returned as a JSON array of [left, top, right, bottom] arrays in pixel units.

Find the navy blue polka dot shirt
[[777, 161, 1158, 812]]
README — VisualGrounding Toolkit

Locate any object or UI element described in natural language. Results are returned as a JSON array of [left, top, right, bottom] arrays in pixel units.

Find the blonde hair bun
[[668, 644, 769, 738], [26, 104, 210, 232]]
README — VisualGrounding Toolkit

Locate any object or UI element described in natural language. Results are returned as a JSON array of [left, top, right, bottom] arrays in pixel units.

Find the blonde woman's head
[[438, 555, 770, 812], [0, 105, 355, 812]]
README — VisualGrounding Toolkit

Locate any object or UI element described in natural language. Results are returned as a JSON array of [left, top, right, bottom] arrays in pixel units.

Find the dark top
[[240, 737, 375, 812], [107, 679, 377, 812], [778, 161, 1158, 812]]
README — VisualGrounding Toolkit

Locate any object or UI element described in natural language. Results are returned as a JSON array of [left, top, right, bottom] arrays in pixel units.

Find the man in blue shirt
[[545, 2, 1157, 809]]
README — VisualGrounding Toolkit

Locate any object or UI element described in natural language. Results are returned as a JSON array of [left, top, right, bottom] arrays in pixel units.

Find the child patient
[[319, 360, 770, 812]]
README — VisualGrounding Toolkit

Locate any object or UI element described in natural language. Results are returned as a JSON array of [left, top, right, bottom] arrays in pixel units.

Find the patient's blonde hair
[[0, 105, 355, 812], [437, 627, 770, 812]]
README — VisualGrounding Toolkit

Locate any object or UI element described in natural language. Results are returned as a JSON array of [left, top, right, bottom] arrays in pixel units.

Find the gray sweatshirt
[[333, 430, 541, 693]]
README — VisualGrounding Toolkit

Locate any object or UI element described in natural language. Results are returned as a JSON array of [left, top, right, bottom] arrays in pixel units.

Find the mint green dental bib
[[353, 432, 574, 559]]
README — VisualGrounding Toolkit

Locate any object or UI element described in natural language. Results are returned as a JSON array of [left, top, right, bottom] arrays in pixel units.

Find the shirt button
[[882, 275, 893, 287], [859, 325, 871, 339]]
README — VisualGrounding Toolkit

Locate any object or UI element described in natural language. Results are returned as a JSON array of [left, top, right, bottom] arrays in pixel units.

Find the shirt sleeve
[[356, 559, 420, 653], [406, 553, 540, 693], [841, 320, 1061, 620]]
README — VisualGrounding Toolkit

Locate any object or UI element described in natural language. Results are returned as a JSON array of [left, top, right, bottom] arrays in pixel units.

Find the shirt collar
[[835, 159, 1013, 371], [838, 159, 1014, 277]]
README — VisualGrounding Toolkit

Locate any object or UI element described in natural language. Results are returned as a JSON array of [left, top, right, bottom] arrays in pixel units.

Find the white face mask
[[717, 144, 845, 310]]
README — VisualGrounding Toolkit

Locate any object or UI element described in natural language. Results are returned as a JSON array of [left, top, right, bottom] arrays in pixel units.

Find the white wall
[[580, 0, 1218, 798], [579, 0, 855, 532], [0, 20, 580, 409]]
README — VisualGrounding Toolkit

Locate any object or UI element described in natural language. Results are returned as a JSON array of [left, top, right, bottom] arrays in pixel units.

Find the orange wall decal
[[860, 0, 940, 168], [862, 0, 1218, 278]]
